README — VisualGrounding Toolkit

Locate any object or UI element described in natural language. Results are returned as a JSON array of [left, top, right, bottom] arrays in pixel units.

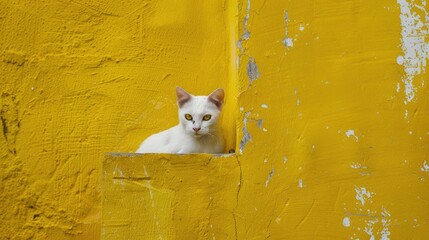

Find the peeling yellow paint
[[1, 0, 429, 239]]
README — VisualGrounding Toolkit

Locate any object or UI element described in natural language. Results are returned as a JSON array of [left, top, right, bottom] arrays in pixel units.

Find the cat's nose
[[193, 127, 201, 132]]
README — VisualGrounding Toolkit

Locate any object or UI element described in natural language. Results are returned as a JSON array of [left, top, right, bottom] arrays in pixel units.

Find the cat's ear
[[208, 88, 224, 109], [176, 86, 192, 107]]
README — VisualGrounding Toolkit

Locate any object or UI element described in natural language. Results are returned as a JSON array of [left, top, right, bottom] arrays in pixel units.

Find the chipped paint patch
[[257, 119, 263, 129], [347, 187, 392, 240], [283, 156, 288, 164], [241, 0, 251, 42], [240, 112, 252, 154], [397, 0, 429, 103], [362, 207, 391, 240], [343, 217, 351, 227], [283, 38, 293, 48], [380, 208, 392, 240], [363, 218, 378, 240], [282, 11, 294, 48], [265, 167, 275, 187], [350, 162, 370, 176], [261, 104, 268, 109], [351, 162, 365, 169], [355, 186, 374, 206], [247, 58, 260, 84], [298, 179, 303, 188], [421, 160, 429, 173], [237, 0, 251, 56], [346, 130, 359, 142]]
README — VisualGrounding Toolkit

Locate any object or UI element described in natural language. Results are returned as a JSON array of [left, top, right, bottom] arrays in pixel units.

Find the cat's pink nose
[[193, 127, 201, 132]]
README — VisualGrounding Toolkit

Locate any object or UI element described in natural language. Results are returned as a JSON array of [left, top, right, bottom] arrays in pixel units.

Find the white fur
[[136, 89, 224, 154]]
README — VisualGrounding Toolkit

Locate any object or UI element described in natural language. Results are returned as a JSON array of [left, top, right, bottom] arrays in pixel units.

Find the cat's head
[[176, 87, 224, 137]]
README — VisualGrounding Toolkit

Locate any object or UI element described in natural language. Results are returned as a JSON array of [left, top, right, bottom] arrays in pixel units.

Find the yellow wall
[[1, 0, 429, 239], [0, 0, 234, 239]]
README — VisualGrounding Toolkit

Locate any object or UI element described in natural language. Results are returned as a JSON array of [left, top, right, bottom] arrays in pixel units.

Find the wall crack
[[233, 156, 243, 240]]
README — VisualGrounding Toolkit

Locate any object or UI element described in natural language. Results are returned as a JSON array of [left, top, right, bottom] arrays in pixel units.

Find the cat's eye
[[202, 114, 211, 121], [185, 114, 193, 121]]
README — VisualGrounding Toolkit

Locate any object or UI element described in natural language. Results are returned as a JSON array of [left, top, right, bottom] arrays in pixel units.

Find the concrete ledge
[[102, 153, 240, 240]]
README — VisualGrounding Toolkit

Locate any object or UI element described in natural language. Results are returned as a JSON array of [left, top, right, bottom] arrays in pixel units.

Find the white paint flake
[[261, 104, 268, 109], [343, 217, 351, 227], [397, 0, 429, 104], [421, 160, 429, 173], [283, 38, 293, 47], [298, 179, 303, 188], [396, 55, 405, 65], [364, 218, 378, 240], [380, 207, 392, 240], [351, 162, 364, 169], [283, 156, 288, 164], [355, 186, 373, 206], [362, 208, 391, 240], [350, 162, 370, 175], [346, 130, 359, 142]]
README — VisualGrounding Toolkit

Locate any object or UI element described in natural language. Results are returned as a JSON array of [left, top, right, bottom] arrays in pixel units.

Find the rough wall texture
[[235, 0, 429, 239], [0, 0, 233, 239], [103, 153, 240, 239], [1, 0, 429, 239]]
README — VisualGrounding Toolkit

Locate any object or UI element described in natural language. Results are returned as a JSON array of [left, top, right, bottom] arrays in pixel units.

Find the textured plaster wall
[[235, 0, 429, 239], [1, 0, 429, 239], [0, 0, 233, 239]]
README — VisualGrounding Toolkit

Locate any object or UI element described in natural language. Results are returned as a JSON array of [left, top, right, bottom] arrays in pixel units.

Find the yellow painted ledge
[[102, 153, 239, 240]]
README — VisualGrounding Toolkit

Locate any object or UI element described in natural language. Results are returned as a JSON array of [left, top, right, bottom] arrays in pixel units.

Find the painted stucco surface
[[103, 153, 239, 239], [235, 0, 429, 239], [1, 0, 429, 240], [0, 0, 233, 239]]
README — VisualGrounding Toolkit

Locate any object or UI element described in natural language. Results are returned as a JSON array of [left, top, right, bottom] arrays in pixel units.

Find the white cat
[[136, 87, 225, 154]]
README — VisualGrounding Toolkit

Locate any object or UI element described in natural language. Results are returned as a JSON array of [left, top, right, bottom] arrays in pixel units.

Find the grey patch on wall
[[247, 58, 260, 84], [257, 119, 263, 129], [1, 115, 8, 139], [240, 112, 252, 154], [237, 0, 251, 51], [242, 0, 251, 41]]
